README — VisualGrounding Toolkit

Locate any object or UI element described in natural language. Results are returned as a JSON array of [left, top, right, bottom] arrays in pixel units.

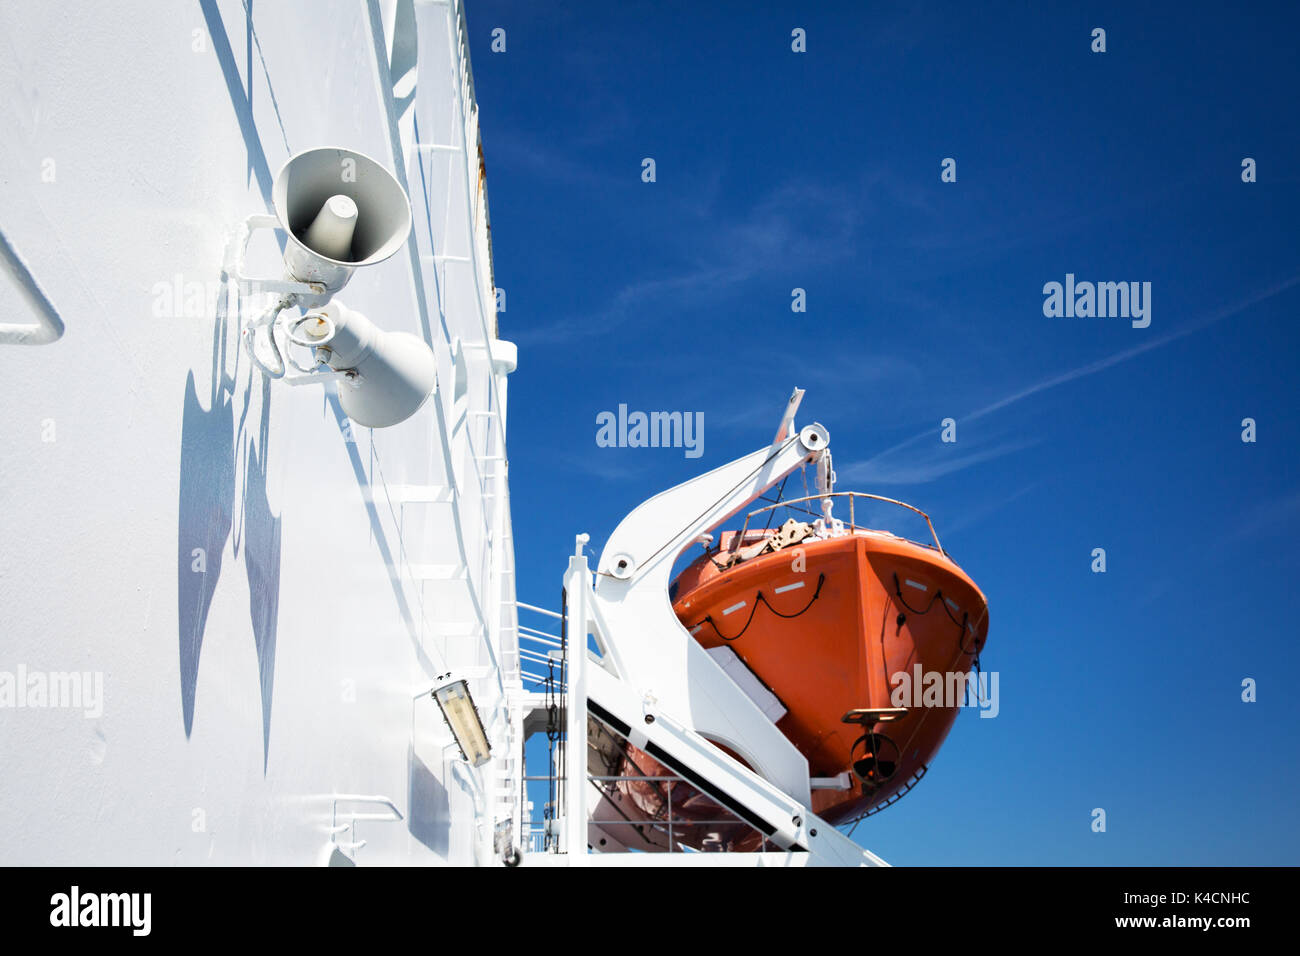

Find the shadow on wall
[[177, 279, 283, 770], [179, 0, 285, 768], [242, 376, 282, 769], [177, 294, 237, 739], [408, 745, 451, 858]]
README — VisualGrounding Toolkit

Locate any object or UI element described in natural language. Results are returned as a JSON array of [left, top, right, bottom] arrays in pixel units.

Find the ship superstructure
[[1, 0, 521, 866]]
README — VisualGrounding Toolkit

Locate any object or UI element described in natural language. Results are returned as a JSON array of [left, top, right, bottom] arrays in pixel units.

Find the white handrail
[[0, 227, 64, 346]]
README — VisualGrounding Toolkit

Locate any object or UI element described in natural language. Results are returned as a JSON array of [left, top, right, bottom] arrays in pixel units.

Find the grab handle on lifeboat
[[842, 707, 909, 726]]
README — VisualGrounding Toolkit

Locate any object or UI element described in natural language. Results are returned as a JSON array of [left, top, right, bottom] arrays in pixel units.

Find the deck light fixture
[[432, 675, 492, 767]]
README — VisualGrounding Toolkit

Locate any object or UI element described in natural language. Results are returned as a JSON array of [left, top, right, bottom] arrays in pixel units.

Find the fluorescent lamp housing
[[432, 676, 491, 767]]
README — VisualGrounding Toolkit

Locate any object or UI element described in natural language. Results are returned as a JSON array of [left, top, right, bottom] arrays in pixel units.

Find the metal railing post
[[562, 534, 591, 862], [667, 783, 674, 851]]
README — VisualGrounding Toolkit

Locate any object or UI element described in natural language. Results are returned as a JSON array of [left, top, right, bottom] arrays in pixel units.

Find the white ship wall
[[0, 0, 519, 865]]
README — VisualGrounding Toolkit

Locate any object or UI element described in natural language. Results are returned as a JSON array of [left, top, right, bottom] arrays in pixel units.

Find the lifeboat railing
[[738, 492, 946, 556]]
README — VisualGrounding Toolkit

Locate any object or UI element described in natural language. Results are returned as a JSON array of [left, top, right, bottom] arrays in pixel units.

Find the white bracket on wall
[[227, 214, 329, 299], [0, 225, 65, 346], [225, 214, 348, 387], [327, 793, 403, 858]]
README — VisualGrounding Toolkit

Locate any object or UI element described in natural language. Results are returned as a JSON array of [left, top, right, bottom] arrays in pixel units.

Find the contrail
[[860, 272, 1300, 465], [965, 272, 1300, 425]]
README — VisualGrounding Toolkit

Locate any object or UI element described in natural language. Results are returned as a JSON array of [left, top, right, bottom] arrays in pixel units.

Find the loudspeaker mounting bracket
[[225, 214, 343, 386]]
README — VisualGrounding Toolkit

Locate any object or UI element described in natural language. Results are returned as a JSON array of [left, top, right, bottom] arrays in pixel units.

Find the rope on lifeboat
[[890, 571, 990, 702], [704, 475, 796, 570], [890, 571, 982, 655], [759, 475, 790, 532], [687, 572, 826, 642]]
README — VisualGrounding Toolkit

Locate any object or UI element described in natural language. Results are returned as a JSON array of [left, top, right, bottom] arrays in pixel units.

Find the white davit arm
[[590, 391, 829, 804]]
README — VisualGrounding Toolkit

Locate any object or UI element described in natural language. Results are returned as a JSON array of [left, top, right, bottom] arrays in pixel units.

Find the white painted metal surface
[[706, 646, 788, 723], [0, 0, 519, 865]]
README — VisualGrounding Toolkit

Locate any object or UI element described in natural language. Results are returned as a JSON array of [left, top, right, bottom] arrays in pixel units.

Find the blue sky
[[468, 1, 1300, 864]]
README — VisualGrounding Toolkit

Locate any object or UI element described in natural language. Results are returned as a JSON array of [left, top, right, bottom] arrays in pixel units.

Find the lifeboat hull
[[669, 531, 989, 826]]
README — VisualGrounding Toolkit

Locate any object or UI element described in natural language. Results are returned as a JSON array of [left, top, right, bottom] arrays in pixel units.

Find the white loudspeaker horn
[[272, 147, 412, 294], [303, 300, 436, 428]]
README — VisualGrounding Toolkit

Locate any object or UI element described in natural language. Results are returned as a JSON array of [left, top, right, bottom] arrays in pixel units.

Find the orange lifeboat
[[661, 493, 990, 832], [585, 492, 989, 852]]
